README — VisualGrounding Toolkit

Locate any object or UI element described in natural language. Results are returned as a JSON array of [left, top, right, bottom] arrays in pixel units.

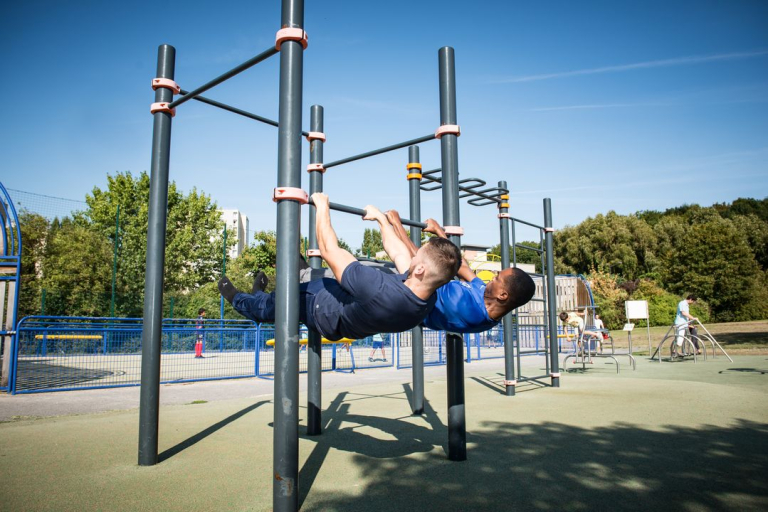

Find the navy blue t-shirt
[[422, 277, 499, 333], [304, 262, 435, 341]]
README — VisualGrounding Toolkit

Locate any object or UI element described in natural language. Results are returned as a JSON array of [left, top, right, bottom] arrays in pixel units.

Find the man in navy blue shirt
[[386, 211, 535, 334], [219, 193, 462, 341]]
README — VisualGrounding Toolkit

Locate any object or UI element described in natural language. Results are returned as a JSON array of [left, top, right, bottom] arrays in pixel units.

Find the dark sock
[[252, 270, 268, 294], [299, 253, 310, 271], [218, 277, 241, 304]]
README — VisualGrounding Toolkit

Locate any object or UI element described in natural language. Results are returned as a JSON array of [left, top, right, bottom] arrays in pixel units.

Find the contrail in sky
[[495, 49, 768, 83]]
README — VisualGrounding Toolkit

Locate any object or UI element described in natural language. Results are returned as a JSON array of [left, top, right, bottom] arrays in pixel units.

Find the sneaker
[[252, 270, 269, 294], [218, 276, 242, 304], [368, 357, 373, 362]]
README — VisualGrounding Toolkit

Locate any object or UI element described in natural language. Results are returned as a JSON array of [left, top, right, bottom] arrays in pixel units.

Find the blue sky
[[2, 0, 767, 247]]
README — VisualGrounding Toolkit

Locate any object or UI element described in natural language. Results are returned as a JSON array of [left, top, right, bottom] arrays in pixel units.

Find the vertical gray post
[[407, 145, 425, 415], [498, 182, 515, 396], [438, 46, 466, 462], [543, 198, 560, 387], [139, 44, 175, 466], [306, 104, 324, 436], [274, 0, 305, 509]]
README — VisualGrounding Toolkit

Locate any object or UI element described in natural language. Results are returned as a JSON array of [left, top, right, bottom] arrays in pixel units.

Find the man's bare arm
[[312, 193, 357, 282], [363, 205, 412, 273], [385, 210, 418, 258]]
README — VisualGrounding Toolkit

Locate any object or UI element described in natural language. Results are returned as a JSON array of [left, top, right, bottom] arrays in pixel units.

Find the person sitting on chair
[[559, 310, 603, 353], [219, 193, 462, 341]]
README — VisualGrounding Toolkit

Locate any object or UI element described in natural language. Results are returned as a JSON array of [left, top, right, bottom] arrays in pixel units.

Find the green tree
[[17, 211, 49, 317], [663, 216, 760, 322], [40, 220, 113, 317], [79, 171, 226, 316], [359, 228, 383, 258], [554, 212, 657, 280]]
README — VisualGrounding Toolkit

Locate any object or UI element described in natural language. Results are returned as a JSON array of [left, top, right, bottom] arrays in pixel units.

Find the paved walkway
[[1, 355, 767, 511]]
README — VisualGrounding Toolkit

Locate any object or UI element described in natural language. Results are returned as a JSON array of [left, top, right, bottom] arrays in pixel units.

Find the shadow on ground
[[716, 331, 768, 346], [14, 359, 121, 391], [298, 389, 768, 511]]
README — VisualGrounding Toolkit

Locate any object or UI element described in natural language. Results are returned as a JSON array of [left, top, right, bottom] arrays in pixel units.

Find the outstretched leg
[[219, 276, 276, 323]]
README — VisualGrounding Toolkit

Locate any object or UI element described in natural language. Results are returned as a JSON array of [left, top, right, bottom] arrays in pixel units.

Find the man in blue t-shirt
[[219, 193, 462, 341], [385, 211, 536, 333]]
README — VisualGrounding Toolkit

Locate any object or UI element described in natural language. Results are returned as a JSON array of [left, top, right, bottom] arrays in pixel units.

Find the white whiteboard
[[625, 300, 649, 320]]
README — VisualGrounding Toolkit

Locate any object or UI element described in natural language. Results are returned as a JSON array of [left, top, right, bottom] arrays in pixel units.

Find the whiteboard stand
[[623, 323, 635, 354], [625, 301, 651, 354]]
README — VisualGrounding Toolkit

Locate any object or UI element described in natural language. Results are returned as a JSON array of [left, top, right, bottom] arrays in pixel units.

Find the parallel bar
[[139, 44, 175, 466], [438, 46, 467, 462], [168, 46, 279, 109], [306, 105, 323, 436], [498, 180, 515, 397], [273, 0, 304, 509], [178, 90, 312, 137], [510, 217, 545, 230], [323, 134, 434, 169], [421, 171, 507, 205], [544, 198, 561, 388], [408, 146, 425, 415]]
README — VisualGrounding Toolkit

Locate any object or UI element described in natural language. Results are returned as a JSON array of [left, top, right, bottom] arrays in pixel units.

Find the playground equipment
[[141, 2, 560, 509], [0, 182, 21, 392], [492, 205, 561, 392], [650, 318, 732, 363], [562, 305, 636, 373]]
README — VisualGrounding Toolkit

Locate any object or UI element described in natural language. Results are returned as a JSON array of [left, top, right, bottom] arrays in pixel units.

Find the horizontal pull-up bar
[[510, 217, 546, 230], [168, 46, 279, 109], [515, 243, 543, 254], [307, 198, 427, 229], [175, 90, 315, 138], [324, 134, 435, 170]]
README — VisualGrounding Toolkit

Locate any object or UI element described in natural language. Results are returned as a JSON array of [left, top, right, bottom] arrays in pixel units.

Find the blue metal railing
[[0, 182, 22, 393]]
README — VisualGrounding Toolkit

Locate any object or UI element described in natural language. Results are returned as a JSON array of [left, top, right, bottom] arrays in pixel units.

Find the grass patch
[[188, 400, 208, 405]]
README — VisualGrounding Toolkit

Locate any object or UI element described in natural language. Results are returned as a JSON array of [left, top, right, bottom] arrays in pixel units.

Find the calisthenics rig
[[140, 1, 559, 510]]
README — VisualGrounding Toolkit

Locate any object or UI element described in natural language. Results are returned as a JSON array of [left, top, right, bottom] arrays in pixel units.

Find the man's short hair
[[686, 294, 698, 301], [422, 237, 461, 286], [500, 268, 536, 313], [198, 307, 206, 315], [559, 311, 569, 322]]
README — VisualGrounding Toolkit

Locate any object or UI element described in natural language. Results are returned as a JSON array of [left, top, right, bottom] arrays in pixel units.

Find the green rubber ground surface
[[1, 355, 766, 511]]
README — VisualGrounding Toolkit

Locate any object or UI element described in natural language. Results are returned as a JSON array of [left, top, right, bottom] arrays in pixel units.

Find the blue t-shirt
[[675, 300, 689, 325], [422, 277, 498, 333], [305, 262, 435, 341]]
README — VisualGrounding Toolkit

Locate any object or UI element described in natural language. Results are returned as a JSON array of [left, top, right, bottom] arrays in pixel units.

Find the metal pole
[[438, 46, 466, 462], [408, 145, 425, 415], [498, 182, 515, 396], [220, 226, 227, 320], [544, 198, 560, 387], [168, 46, 279, 109], [110, 205, 120, 318], [306, 104, 323, 436], [323, 134, 435, 170], [273, 0, 304, 509], [139, 43, 175, 466]]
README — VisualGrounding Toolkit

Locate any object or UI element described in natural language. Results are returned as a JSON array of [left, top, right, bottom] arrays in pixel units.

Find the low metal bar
[[510, 217, 546, 230], [516, 244, 543, 254], [307, 199, 427, 229], [323, 134, 435, 169], [168, 46, 279, 109]]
